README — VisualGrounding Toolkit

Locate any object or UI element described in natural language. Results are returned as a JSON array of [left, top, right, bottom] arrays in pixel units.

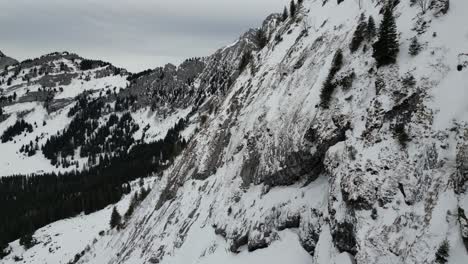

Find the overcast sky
[[0, 0, 287, 72]]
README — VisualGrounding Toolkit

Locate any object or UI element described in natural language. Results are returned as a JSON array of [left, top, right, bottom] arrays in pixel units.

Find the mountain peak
[[0, 50, 18, 70]]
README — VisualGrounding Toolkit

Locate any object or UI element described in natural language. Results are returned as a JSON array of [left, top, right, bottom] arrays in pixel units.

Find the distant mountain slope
[[0, 50, 18, 70], [0, 15, 263, 260]]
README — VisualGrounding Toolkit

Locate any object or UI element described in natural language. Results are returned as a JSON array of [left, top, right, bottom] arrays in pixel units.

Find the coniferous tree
[[435, 240, 449, 264], [290, 0, 297, 17], [320, 49, 344, 108], [19, 233, 35, 249], [350, 14, 367, 53], [282, 7, 289, 21], [394, 122, 409, 148], [139, 177, 144, 188], [109, 207, 121, 229], [372, 7, 399, 67], [124, 193, 138, 221], [256, 29, 268, 49], [139, 187, 151, 201], [409, 36, 422, 56], [367, 16, 376, 39]]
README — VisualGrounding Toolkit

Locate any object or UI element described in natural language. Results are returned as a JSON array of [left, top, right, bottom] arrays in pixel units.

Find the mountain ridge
[[0, 50, 18, 71]]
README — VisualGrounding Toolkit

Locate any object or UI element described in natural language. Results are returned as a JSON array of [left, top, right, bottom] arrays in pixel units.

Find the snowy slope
[[0, 53, 130, 176], [1, 177, 156, 264], [0, 102, 76, 176], [2, 0, 468, 263]]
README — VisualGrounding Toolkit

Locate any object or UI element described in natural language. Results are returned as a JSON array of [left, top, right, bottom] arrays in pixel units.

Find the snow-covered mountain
[[1, 0, 468, 263]]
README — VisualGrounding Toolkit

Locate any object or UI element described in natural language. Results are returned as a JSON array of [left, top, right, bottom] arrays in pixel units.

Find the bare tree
[[415, 0, 431, 13]]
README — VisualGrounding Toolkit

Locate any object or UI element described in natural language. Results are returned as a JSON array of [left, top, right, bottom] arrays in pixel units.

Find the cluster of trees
[[124, 182, 151, 221], [110, 207, 122, 229], [282, 0, 303, 21], [205, 65, 233, 96], [0, 118, 188, 252], [318, 2, 400, 110], [79, 113, 139, 161], [79, 59, 111, 71], [43, 97, 105, 165], [44, 102, 141, 168], [19, 233, 36, 250], [348, 2, 400, 67], [67, 95, 101, 117], [349, 14, 376, 52], [42, 93, 153, 168], [127, 69, 153, 83], [0, 65, 22, 86], [115, 95, 138, 112], [109, 183, 152, 229], [0, 119, 33, 143], [20, 139, 39, 157], [0, 170, 129, 251], [0, 92, 18, 104]]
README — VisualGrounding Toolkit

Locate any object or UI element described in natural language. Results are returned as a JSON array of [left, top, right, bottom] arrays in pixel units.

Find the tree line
[[0, 118, 188, 253], [1, 119, 33, 143]]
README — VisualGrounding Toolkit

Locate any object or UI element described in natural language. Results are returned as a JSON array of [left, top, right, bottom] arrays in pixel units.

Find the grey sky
[[0, 0, 288, 72]]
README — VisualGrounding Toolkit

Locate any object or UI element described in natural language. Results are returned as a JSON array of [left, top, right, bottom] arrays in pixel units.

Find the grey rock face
[[263, 150, 315, 186], [229, 232, 249, 253], [122, 59, 205, 110], [459, 207, 468, 251], [331, 222, 357, 255], [247, 224, 278, 252], [456, 143, 468, 194]]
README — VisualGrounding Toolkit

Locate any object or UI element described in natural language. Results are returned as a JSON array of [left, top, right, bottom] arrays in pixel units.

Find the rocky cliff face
[[1, 0, 468, 263]]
